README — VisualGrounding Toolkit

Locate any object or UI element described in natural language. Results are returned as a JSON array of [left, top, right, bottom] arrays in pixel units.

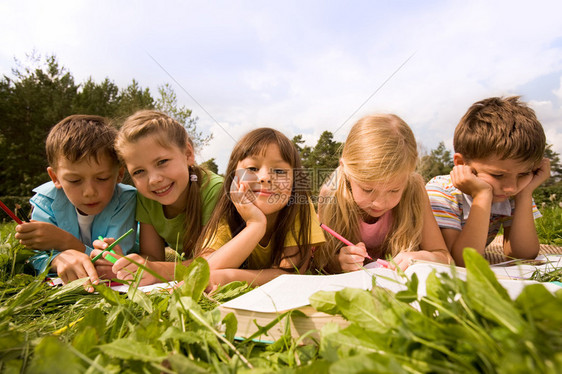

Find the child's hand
[[51, 249, 99, 293], [109, 253, 161, 286], [450, 165, 493, 199], [15, 220, 81, 250], [230, 173, 266, 226], [518, 158, 551, 197], [91, 237, 124, 279], [206, 269, 233, 293], [339, 242, 369, 272]]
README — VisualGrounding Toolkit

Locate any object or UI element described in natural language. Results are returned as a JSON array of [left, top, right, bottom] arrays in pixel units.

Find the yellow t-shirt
[[203, 202, 325, 269]]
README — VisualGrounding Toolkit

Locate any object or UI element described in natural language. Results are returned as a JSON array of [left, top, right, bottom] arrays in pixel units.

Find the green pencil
[[91, 228, 134, 263]]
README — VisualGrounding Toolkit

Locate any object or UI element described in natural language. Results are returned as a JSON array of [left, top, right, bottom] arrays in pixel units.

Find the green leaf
[[72, 326, 98, 356], [176, 257, 210, 301], [464, 248, 526, 334], [167, 353, 209, 373], [329, 353, 408, 374], [309, 290, 340, 315], [516, 284, 562, 324], [74, 308, 106, 343], [27, 336, 83, 374], [126, 286, 153, 314], [98, 338, 166, 362], [222, 312, 238, 342]]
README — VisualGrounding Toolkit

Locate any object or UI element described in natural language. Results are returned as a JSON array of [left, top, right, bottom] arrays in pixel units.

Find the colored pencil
[[320, 223, 373, 260], [0, 199, 23, 224], [91, 228, 134, 263]]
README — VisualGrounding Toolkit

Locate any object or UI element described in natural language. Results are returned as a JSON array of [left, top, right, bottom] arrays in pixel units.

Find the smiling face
[[48, 154, 123, 216], [456, 154, 535, 202], [234, 143, 293, 217], [119, 135, 193, 216], [348, 172, 409, 220]]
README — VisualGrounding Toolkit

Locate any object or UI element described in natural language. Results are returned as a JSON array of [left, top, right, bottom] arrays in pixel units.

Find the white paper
[[221, 261, 562, 313]]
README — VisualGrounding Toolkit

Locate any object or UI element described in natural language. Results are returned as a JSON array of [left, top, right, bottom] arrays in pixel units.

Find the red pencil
[[0, 199, 23, 224], [320, 223, 373, 260]]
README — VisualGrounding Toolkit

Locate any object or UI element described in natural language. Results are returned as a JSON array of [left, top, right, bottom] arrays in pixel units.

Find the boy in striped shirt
[[426, 96, 550, 266]]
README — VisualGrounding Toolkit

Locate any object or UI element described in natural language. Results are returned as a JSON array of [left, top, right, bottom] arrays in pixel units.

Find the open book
[[219, 258, 562, 342]]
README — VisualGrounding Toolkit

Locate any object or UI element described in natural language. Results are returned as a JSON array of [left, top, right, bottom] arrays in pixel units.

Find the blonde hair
[[454, 96, 545, 164], [46, 115, 119, 168], [116, 110, 206, 256], [315, 114, 426, 273], [195, 128, 313, 270]]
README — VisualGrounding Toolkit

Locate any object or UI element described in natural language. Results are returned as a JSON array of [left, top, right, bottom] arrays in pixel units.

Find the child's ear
[[117, 166, 125, 183], [47, 167, 63, 189], [453, 153, 466, 166], [185, 142, 196, 165]]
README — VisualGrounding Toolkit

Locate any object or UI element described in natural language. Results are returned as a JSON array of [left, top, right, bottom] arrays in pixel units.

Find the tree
[[0, 54, 78, 196], [292, 134, 312, 167], [544, 143, 561, 185], [155, 84, 212, 149], [418, 141, 454, 182], [114, 79, 155, 119], [73, 78, 120, 117], [200, 158, 219, 174], [292, 131, 342, 196]]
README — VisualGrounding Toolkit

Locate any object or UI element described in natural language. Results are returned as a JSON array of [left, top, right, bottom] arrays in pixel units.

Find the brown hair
[[46, 115, 119, 168], [116, 110, 206, 256], [195, 128, 313, 270], [314, 114, 425, 273], [454, 96, 545, 164]]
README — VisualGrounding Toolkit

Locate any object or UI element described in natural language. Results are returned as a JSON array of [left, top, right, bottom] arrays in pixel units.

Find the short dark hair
[[454, 96, 545, 164], [46, 115, 119, 168]]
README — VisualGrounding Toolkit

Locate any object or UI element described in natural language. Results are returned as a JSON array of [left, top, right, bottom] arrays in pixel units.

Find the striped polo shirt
[[425, 175, 541, 246]]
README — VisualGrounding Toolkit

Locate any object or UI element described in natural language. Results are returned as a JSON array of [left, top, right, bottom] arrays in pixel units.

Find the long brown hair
[[195, 128, 313, 270], [116, 110, 207, 256], [315, 114, 425, 272]]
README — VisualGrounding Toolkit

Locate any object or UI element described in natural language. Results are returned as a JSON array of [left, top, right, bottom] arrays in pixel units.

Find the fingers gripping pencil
[[91, 228, 134, 264]]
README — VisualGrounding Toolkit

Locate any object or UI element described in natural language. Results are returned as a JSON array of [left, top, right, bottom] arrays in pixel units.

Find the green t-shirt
[[136, 170, 223, 251]]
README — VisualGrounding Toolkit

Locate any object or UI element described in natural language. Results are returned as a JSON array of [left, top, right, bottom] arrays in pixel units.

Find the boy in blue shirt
[[15, 115, 137, 291], [426, 97, 550, 266]]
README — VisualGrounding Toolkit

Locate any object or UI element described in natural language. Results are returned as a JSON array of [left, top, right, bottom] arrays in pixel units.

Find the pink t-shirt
[[359, 210, 392, 258]]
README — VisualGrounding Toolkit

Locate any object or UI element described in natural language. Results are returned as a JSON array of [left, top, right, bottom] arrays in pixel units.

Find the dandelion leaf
[[28, 336, 83, 374], [464, 247, 526, 334], [176, 257, 209, 301]]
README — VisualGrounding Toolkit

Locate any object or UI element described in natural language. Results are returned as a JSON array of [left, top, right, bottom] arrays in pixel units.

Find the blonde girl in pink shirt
[[314, 114, 451, 273]]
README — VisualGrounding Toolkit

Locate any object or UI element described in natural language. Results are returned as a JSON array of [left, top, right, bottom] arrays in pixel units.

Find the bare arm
[[392, 194, 451, 269], [138, 222, 167, 261], [504, 158, 550, 259], [447, 165, 494, 266]]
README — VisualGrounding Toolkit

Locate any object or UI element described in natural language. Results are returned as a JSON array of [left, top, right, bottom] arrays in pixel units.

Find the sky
[[1, 0, 561, 173]]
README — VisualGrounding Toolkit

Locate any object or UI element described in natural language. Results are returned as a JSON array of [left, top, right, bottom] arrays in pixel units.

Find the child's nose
[[83, 182, 96, 197], [501, 178, 518, 194], [257, 169, 272, 184], [148, 172, 164, 185]]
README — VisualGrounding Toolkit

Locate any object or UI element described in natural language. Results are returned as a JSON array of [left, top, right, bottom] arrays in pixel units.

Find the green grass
[[1, 216, 562, 373], [536, 205, 562, 246]]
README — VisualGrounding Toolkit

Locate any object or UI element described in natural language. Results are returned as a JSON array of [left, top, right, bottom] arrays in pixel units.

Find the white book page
[[221, 259, 562, 313], [110, 281, 177, 293], [221, 270, 378, 313]]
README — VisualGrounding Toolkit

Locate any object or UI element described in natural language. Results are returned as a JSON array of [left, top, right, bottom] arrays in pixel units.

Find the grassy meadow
[[0, 206, 561, 373]]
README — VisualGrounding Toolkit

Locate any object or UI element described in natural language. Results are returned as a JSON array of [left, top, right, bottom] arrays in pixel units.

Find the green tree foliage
[[0, 55, 78, 196], [544, 143, 561, 185], [114, 79, 155, 119], [200, 158, 219, 174], [0, 54, 207, 200], [73, 77, 120, 117], [292, 131, 342, 196], [418, 141, 454, 182], [155, 84, 212, 149]]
